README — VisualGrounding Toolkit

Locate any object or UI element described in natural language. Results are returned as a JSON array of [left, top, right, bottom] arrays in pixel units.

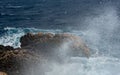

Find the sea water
[[0, 0, 120, 75]]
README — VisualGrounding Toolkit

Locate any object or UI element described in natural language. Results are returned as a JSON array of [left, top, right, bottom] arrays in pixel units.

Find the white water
[[0, 27, 62, 48], [45, 57, 120, 75]]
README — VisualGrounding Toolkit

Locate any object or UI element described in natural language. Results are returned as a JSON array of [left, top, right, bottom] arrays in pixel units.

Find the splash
[[39, 4, 120, 75], [83, 5, 120, 57], [0, 27, 62, 48], [45, 57, 120, 75]]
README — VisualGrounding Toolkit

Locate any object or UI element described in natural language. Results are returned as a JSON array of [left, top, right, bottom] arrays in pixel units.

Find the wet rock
[[20, 32, 90, 57], [0, 45, 5, 51], [0, 49, 41, 75], [0, 45, 14, 51]]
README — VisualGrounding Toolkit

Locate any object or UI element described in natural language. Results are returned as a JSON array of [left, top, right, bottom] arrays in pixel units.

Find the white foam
[[0, 27, 25, 48], [0, 27, 63, 48]]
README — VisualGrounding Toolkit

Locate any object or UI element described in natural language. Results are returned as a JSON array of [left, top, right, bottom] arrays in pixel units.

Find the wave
[[0, 27, 63, 48]]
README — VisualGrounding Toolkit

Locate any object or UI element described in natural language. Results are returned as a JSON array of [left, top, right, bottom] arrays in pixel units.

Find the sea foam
[[0, 27, 63, 48]]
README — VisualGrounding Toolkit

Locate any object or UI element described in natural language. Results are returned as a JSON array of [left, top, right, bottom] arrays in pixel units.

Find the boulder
[[20, 32, 90, 57]]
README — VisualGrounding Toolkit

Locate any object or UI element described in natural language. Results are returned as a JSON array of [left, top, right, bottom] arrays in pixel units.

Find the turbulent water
[[1, 0, 120, 75], [1, 26, 120, 75]]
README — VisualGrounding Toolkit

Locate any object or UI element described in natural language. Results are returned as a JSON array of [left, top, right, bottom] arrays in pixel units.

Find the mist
[[23, 39, 84, 75], [18, 3, 120, 75], [82, 4, 120, 57]]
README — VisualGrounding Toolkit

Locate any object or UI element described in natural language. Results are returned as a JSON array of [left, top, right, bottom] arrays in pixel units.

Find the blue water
[[0, 0, 119, 29], [1, 0, 120, 75]]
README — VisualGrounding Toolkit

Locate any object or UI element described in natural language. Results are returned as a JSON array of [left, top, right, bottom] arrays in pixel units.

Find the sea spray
[[0, 27, 62, 48], [25, 4, 120, 75], [83, 4, 120, 57]]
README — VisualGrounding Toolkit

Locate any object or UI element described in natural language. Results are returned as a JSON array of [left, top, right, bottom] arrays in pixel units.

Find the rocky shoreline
[[0, 32, 90, 75]]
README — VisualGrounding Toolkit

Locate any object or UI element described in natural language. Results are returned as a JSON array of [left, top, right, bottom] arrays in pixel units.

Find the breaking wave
[[0, 27, 63, 48]]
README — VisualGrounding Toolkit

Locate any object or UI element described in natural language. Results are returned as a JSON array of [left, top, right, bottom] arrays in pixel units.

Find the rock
[[20, 32, 90, 57], [4, 46, 14, 51], [0, 49, 41, 75], [0, 72, 7, 75], [0, 45, 14, 51], [0, 45, 5, 51]]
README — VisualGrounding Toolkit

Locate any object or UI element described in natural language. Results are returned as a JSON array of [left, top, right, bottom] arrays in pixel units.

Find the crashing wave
[[0, 27, 63, 48]]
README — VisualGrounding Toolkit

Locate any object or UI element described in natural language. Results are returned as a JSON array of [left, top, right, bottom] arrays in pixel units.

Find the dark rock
[[4, 46, 14, 51], [0, 45, 5, 51], [0, 45, 14, 51], [0, 49, 41, 75]]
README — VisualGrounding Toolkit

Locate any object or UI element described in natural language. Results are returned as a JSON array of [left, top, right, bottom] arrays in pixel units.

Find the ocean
[[0, 0, 120, 75]]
